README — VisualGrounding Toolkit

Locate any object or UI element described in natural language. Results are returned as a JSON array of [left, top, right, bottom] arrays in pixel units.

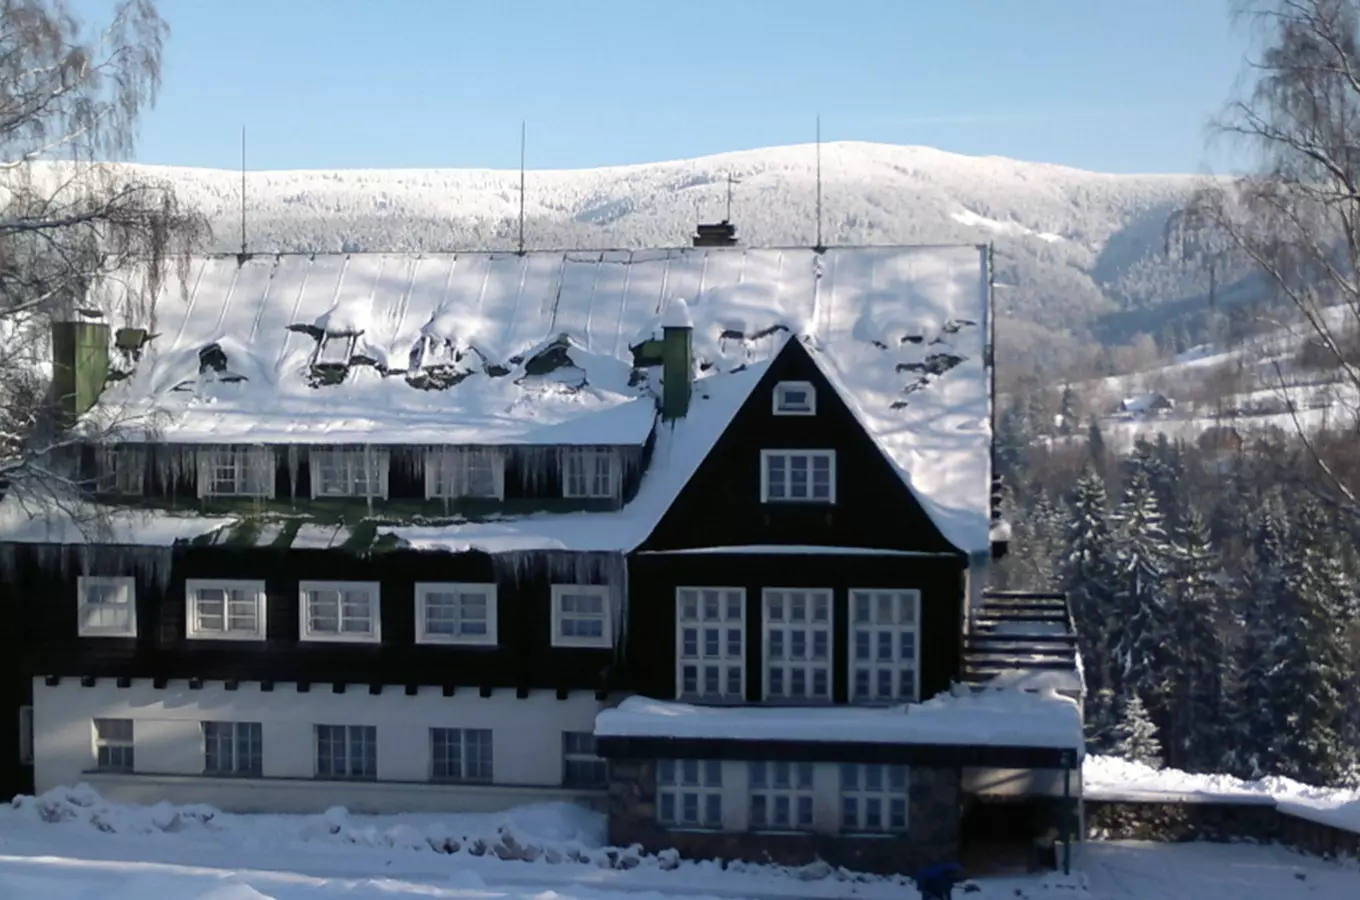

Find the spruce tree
[[1165, 506, 1227, 772], [1109, 693, 1164, 768], [1061, 466, 1121, 741], [1111, 466, 1174, 718]]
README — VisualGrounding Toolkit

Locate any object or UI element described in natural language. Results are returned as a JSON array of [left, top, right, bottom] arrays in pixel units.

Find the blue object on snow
[[916, 861, 963, 899]]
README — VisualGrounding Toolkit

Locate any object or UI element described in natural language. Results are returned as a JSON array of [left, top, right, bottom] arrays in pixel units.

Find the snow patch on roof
[[0, 491, 231, 546]]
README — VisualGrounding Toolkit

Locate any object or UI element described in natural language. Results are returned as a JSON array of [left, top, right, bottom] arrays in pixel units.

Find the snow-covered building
[[0, 242, 1083, 874], [1116, 391, 1175, 418]]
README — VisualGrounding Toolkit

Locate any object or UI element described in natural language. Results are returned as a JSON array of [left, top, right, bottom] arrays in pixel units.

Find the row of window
[[99, 446, 621, 501], [90, 718, 608, 788], [656, 759, 909, 835], [676, 588, 921, 703], [77, 578, 612, 648]]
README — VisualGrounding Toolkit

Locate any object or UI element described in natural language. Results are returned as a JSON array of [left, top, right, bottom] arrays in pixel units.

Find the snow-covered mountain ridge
[[80, 142, 1211, 364]]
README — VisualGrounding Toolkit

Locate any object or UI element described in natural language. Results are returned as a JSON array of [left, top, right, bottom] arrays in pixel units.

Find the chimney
[[660, 298, 694, 420], [692, 220, 737, 247], [51, 315, 111, 429]]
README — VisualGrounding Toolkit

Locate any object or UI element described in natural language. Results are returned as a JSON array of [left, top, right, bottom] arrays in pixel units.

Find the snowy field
[[0, 784, 1356, 899]]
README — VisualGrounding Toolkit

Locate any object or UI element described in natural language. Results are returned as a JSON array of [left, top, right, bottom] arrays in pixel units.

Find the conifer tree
[[1111, 466, 1174, 716], [1166, 506, 1227, 771], [1109, 693, 1163, 768], [1061, 466, 1120, 730]]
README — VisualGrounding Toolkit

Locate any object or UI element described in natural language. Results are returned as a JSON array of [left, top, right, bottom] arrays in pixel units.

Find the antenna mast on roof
[[814, 114, 824, 252], [517, 120, 527, 255], [240, 125, 248, 257]]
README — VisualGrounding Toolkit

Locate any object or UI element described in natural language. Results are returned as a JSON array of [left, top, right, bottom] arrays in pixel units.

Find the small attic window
[[773, 381, 816, 416]]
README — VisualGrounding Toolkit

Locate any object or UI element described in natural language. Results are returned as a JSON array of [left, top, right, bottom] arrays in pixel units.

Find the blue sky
[[116, 0, 1247, 174]]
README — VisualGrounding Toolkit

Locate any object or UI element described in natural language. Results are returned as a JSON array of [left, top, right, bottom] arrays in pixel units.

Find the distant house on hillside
[[0, 236, 1083, 875], [1116, 391, 1174, 418]]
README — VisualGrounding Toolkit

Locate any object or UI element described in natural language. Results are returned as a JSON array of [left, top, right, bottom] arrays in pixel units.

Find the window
[[760, 450, 835, 503], [675, 587, 745, 701], [203, 721, 263, 776], [185, 580, 266, 640], [430, 728, 493, 782], [96, 445, 146, 494], [562, 447, 615, 499], [197, 446, 274, 498], [562, 731, 607, 789], [426, 448, 504, 500], [415, 583, 497, 645], [841, 764, 908, 833], [749, 761, 815, 831], [315, 724, 376, 780], [93, 718, 134, 772], [849, 590, 921, 703], [311, 447, 388, 498], [773, 381, 816, 415], [77, 576, 136, 638], [551, 585, 612, 648], [299, 581, 380, 642], [657, 759, 723, 829], [763, 589, 832, 701], [18, 706, 33, 766]]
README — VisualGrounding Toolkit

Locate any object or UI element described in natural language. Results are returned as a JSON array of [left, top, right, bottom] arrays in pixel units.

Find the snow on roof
[[595, 687, 1083, 753], [0, 491, 231, 547], [1119, 391, 1173, 413]]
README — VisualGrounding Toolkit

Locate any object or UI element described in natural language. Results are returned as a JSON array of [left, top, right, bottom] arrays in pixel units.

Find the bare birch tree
[[0, 0, 207, 502], [1173, 0, 1360, 517]]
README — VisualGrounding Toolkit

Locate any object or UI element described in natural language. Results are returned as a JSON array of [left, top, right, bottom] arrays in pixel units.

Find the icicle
[[517, 446, 554, 494], [287, 446, 300, 499]]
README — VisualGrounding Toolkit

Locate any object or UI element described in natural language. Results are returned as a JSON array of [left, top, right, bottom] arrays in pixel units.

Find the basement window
[[312, 447, 389, 499], [840, 763, 909, 833], [93, 718, 134, 772], [562, 448, 615, 499], [77, 576, 136, 638], [657, 759, 723, 829], [197, 447, 275, 499], [185, 579, 267, 641], [760, 450, 835, 503], [773, 381, 816, 415], [299, 581, 381, 643]]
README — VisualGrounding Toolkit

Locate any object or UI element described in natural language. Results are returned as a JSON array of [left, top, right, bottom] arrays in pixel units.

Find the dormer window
[[562, 448, 615, 499], [773, 381, 816, 416], [197, 447, 274, 499], [312, 447, 389, 499], [426, 448, 504, 500]]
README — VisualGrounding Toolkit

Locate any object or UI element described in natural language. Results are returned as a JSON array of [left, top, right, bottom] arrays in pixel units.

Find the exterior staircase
[[962, 590, 1082, 695]]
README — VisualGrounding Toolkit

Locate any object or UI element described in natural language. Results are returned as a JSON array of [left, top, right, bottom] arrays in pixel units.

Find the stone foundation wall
[[606, 759, 960, 876], [1086, 799, 1360, 859]]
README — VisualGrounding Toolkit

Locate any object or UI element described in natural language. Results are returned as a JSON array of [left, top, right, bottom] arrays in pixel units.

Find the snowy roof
[[594, 687, 1084, 754]]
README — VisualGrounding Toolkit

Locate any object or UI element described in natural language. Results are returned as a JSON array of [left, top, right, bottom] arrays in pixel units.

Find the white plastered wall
[[32, 678, 608, 814]]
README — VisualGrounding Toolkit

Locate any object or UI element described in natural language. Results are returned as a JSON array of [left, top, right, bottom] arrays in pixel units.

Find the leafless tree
[[1175, 0, 1360, 517], [0, 0, 208, 510]]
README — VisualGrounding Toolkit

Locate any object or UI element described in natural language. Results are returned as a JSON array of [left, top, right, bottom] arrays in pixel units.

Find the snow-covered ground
[[0, 783, 1356, 899]]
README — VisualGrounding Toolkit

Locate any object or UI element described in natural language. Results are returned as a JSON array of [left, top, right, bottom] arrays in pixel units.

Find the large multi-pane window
[[415, 583, 496, 645], [185, 579, 266, 640], [203, 721, 263, 776], [849, 589, 921, 703], [762, 589, 832, 701], [749, 761, 815, 831], [760, 450, 835, 503], [299, 581, 380, 642], [311, 447, 387, 498], [676, 587, 745, 700], [840, 763, 909, 833], [430, 727, 493, 782], [76, 576, 136, 637], [561, 731, 608, 789], [561, 447, 614, 498], [93, 718, 134, 772], [426, 448, 503, 499], [315, 724, 376, 780], [197, 447, 274, 498], [657, 759, 723, 829]]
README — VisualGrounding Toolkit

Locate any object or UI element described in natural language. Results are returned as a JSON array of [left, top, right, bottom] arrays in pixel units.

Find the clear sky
[[107, 0, 1250, 174]]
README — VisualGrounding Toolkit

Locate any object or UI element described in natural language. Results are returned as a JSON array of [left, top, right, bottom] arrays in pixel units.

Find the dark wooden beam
[[224, 680, 239, 691], [441, 684, 455, 697], [556, 687, 570, 700], [479, 685, 493, 699], [80, 675, 96, 688], [188, 678, 203, 690], [331, 682, 345, 694], [153, 677, 168, 690], [368, 684, 382, 696], [406, 684, 420, 696], [43, 675, 60, 687], [515, 686, 529, 699], [297, 681, 311, 693], [116, 676, 131, 689]]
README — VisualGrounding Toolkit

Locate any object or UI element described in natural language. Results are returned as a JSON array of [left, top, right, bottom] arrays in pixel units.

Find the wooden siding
[[626, 552, 967, 704], [639, 338, 960, 554]]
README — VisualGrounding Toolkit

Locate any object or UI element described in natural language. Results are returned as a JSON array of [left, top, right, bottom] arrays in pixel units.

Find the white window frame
[[430, 727, 494, 783], [425, 448, 505, 500], [18, 706, 33, 766], [849, 589, 922, 704], [762, 588, 833, 701], [299, 581, 381, 643], [657, 759, 724, 829], [310, 446, 390, 499], [840, 763, 909, 834], [749, 760, 816, 832], [772, 380, 817, 416], [414, 582, 497, 646], [561, 731, 608, 789], [759, 449, 836, 504], [185, 579, 267, 641], [202, 721, 263, 776], [561, 447, 616, 499], [197, 446, 275, 499], [675, 587, 746, 701], [76, 576, 137, 638], [96, 445, 146, 495], [550, 584, 613, 648], [314, 723, 377, 780], [92, 718, 134, 772]]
